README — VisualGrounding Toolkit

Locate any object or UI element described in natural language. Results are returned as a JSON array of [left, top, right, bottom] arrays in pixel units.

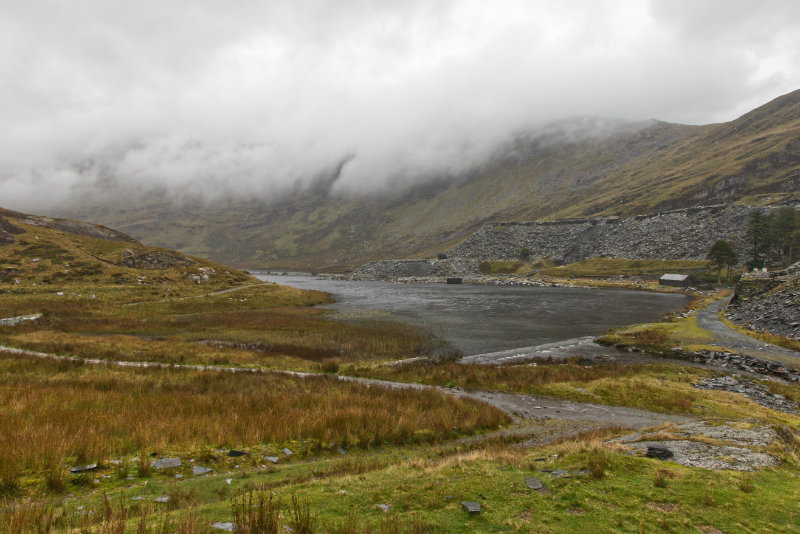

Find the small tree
[[745, 211, 768, 269], [707, 239, 738, 283]]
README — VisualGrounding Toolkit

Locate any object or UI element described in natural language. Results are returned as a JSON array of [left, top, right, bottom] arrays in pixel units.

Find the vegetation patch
[[539, 257, 709, 278]]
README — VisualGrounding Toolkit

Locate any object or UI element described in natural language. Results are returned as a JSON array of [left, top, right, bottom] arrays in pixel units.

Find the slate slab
[[227, 449, 248, 457], [376, 503, 391, 512], [211, 522, 235, 532], [70, 463, 98, 474], [551, 469, 569, 478], [283, 448, 293, 456], [151, 457, 181, 469], [646, 446, 673, 460], [154, 495, 170, 503], [265, 456, 279, 464], [193, 466, 214, 476], [461, 501, 481, 514], [525, 477, 543, 490]]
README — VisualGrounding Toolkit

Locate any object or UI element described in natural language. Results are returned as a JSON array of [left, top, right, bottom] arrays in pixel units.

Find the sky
[[2, 0, 800, 211]]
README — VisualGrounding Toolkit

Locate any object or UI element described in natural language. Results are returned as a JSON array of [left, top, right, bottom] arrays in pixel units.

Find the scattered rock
[[376, 503, 391, 513], [151, 457, 181, 469], [69, 463, 98, 474], [120, 249, 196, 270], [193, 466, 214, 476], [227, 449, 248, 457], [265, 456, 279, 464], [694, 376, 798, 413], [211, 522, 235, 532], [154, 496, 170, 503], [283, 448, 293, 456], [337, 447, 347, 455], [461, 501, 481, 514], [550, 469, 569, 478], [524, 477, 543, 490]]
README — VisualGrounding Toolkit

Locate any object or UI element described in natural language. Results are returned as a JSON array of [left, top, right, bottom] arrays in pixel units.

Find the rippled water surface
[[254, 273, 688, 356]]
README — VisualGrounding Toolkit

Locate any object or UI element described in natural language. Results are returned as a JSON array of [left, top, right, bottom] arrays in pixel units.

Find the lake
[[253, 273, 688, 356]]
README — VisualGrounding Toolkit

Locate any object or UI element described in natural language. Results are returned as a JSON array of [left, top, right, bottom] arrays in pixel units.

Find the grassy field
[[538, 257, 710, 279]]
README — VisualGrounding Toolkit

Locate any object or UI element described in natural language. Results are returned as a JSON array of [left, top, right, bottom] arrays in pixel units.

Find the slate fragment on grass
[[154, 495, 170, 503], [525, 477, 543, 490], [70, 463, 98, 474], [211, 522, 235, 532], [265, 456, 279, 464], [193, 465, 214, 476], [461, 501, 481, 514], [151, 457, 181, 469], [227, 449, 248, 457]]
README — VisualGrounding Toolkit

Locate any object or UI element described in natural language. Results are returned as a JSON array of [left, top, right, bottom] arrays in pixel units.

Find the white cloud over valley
[[2, 0, 800, 210]]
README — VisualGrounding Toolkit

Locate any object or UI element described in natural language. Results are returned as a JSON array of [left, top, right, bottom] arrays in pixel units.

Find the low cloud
[[1, 0, 800, 210]]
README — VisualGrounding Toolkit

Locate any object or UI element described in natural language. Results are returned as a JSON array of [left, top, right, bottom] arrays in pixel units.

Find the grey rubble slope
[[728, 262, 800, 339], [59, 89, 800, 271], [350, 204, 765, 279]]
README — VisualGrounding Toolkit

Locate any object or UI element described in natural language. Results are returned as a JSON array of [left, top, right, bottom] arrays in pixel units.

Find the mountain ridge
[[56, 89, 800, 270]]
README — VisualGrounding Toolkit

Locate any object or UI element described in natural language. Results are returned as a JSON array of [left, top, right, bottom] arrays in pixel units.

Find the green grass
[[539, 257, 709, 278], [6, 427, 800, 532]]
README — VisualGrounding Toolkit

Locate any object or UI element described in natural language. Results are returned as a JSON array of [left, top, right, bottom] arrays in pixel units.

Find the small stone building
[[659, 273, 692, 287]]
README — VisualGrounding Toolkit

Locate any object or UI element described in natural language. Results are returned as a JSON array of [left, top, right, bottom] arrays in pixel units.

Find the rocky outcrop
[[727, 265, 800, 339], [349, 258, 480, 280], [0, 216, 24, 246], [450, 204, 763, 263], [0, 207, 137, 244], [120, 249, 197, 270]]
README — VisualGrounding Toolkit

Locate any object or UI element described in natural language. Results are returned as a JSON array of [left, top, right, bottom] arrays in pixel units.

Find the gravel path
[[696, 297, 800, 363]]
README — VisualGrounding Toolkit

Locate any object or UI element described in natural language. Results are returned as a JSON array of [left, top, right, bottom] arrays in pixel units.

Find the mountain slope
[[0, 207, 253, 289], [59, 90, 800, 270]]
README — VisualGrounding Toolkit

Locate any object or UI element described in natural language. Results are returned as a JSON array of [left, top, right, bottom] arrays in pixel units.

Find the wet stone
[[70, 463, 98, 474], [646, 446, 673, 460], [193, 466, 214, 476], [525, 477, 543, 490], [227, 449, 248, 457], [551, 469, 569, 478], [151, 457, 181, 469], [461, 501, 481, 514]]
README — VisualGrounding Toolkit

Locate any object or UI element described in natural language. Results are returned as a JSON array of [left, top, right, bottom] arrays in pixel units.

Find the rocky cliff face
[[728, 262, 800, 339]]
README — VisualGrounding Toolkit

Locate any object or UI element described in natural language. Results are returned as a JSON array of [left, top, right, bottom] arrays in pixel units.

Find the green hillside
[[60, 90, 800, 270]]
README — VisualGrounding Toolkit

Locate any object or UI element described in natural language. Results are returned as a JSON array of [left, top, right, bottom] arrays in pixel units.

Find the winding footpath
[[696, 297, 800, 363]]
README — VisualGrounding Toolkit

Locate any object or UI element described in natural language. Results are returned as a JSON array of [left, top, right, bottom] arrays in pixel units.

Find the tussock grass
[[0, 356, 508, 493]]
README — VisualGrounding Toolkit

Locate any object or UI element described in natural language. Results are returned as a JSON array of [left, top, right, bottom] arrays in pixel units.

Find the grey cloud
[[1, 0, 799, 210]]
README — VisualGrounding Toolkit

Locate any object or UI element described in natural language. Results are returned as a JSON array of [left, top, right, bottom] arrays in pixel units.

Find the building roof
[[660, 273, 690, 281]]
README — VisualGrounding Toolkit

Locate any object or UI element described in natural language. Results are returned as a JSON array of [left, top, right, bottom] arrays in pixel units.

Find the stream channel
[[253, 273, 688, 356]]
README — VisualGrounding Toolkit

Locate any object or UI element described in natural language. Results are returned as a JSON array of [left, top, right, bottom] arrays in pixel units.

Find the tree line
[[708, 207, 799, 281]]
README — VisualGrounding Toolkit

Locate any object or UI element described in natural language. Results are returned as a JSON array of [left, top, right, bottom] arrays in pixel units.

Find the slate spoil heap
[[727, 262, 800, 339]]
